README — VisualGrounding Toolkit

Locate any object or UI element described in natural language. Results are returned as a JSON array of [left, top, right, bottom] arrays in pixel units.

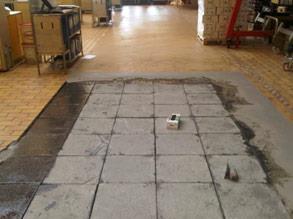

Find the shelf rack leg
[[226, 0, 242, 37]]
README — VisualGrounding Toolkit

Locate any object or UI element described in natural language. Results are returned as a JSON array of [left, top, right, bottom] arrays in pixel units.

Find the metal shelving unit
[[226, 0, 273, 48]]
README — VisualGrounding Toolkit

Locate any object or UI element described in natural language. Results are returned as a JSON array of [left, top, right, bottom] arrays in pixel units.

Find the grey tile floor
[[23, 80, 290, 219]]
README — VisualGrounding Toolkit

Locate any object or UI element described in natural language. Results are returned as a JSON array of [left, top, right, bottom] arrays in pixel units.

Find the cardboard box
[[197, 0, 251, 43]]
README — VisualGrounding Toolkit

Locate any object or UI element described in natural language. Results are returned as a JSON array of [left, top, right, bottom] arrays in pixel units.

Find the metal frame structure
[[225, 0, 272, 48]]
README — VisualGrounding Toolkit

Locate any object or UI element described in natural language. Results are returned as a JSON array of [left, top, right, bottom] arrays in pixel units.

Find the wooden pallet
[[197, 35, 224, 45]]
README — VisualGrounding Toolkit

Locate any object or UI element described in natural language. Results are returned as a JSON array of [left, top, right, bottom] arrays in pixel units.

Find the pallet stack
[[197, 0, 252, 44]]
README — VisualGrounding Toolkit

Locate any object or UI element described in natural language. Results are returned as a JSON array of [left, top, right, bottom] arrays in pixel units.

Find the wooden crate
[[33, 14, 66, 54]]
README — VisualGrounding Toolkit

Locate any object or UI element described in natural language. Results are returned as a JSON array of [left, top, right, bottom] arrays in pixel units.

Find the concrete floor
[[0, 80, 291, 219]]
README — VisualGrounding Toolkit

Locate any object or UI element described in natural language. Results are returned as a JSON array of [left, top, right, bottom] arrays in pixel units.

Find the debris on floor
[[224, 162, 239, 182]]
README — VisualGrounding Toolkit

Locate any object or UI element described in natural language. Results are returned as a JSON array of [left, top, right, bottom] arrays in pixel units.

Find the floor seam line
[[87, 81, 125, 219], [153, 82, 159, 219], [183, 84, 227, 219]]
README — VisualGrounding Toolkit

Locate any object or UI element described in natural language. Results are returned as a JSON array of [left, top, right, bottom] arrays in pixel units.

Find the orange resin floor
[[0, 67, 65, 150]]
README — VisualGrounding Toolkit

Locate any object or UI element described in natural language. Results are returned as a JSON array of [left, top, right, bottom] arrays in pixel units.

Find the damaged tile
[[72, 118, 114, 135], [102, 156, 155, 183], [80, 104, 118, 118], [109, 134, 154, 155], [217, 183, 290, 219], [208, 155, 267, 183], [44, 156, 103, 184], [24, 184, 96, 219], [156, 155, 211, 182], [114, 118, 154, 134], [92, 82, 123, 94], [156, 134, 203, 155], [59, 134, 110, 156]]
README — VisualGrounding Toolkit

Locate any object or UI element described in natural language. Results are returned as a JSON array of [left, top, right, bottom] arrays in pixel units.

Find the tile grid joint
[[87, 81, 125, 219], [183, 83, 227, 219]]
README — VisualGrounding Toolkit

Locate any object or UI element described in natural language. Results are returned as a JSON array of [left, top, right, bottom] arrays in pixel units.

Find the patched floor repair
[[0, 79, 290, 219]]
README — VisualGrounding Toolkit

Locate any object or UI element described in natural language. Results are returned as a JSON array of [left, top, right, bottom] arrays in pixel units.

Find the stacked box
[[197, 0, 253, 43]]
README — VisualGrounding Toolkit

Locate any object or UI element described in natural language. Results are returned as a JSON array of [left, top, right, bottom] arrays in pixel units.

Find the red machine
[[225, 0, 273, 48]]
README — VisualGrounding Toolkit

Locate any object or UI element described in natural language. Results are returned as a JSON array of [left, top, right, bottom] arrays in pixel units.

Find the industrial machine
[[30, 0, 83, 74]]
